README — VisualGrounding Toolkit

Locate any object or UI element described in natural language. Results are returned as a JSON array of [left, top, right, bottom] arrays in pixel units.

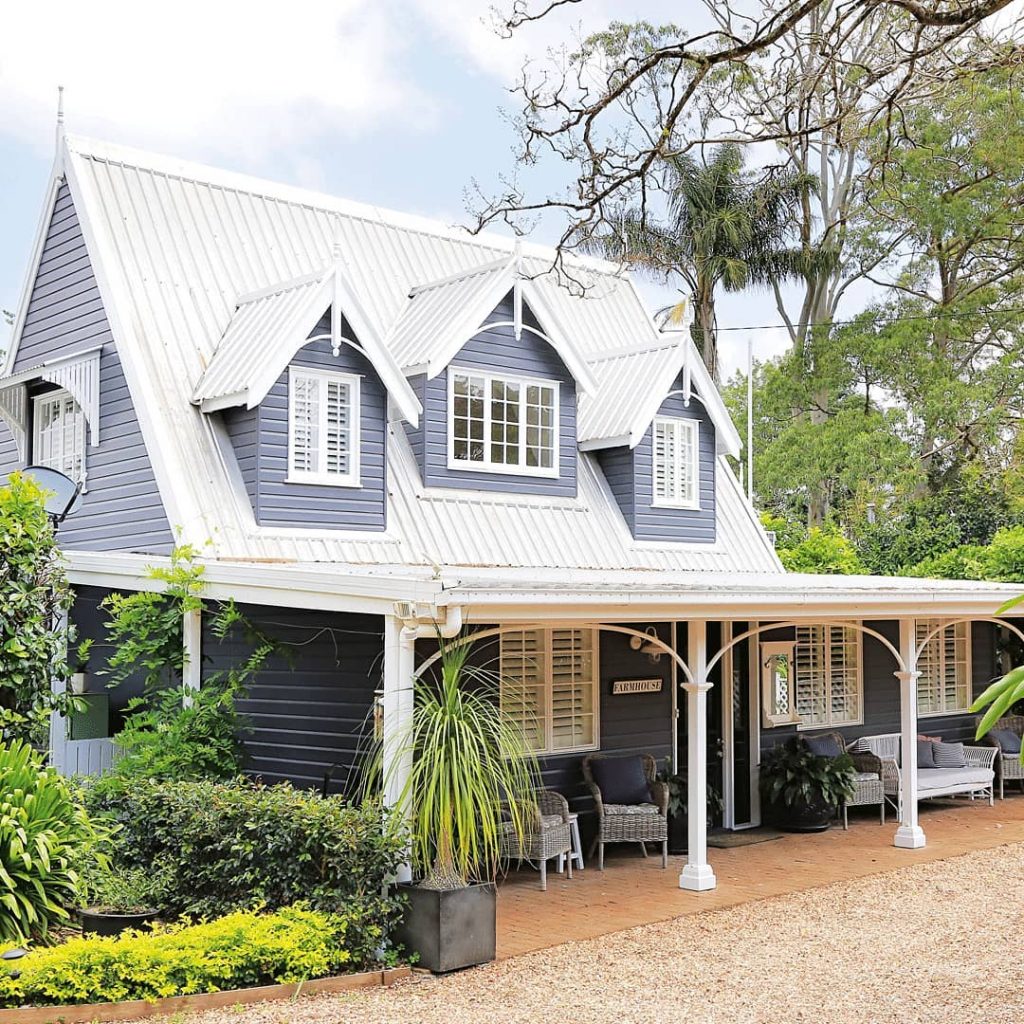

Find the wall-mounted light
[[629, 626, 663, 664]]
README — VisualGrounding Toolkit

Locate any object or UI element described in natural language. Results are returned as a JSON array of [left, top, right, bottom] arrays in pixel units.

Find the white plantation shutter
[[794, 624, 861, 728], [500, 628, 599, 754], [33, 390, 85, 482], [288, 369, 358, 483], [916, 620, 970, 715], [652, 416, 698, 507]]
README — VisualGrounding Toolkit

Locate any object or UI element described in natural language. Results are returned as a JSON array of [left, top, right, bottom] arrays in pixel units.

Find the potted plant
[[80, 865, 169, 936], [659, 764, 725, 854], [69, 639, 93, 695], [367, 634, 538, 973], [759, 738, 857, 832]]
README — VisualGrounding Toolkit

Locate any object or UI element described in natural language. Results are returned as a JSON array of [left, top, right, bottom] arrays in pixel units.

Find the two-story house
[[1, 132, 1021, 891]]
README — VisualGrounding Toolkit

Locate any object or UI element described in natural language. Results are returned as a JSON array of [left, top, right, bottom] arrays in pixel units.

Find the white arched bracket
[[913, 616, 1024, 662], [0, 383, 28, 459]]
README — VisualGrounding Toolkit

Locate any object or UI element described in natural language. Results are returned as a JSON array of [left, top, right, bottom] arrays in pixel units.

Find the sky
[[0, 1, 843, 378]]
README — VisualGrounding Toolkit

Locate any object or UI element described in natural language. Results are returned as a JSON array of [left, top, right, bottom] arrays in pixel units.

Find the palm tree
[[588, 144, 826, 382]]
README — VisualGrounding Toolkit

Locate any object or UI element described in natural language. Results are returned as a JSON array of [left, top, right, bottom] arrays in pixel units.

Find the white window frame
[[447, 366, 560, 478], [793, 624, 864, 730], [32, 389, 86, 483], [286, 367, 360, 488], [499, 627, 600, 755], [652, 415, 700, 510], [916, 619, 972, 717]]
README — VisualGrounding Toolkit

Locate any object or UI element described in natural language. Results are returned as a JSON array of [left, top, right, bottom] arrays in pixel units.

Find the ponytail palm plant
[[366, 634, 540, 890]]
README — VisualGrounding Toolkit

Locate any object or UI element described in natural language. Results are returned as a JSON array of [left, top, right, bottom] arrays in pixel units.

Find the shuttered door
[[500, 630, 547, 753], [549, 629, 596, 752]]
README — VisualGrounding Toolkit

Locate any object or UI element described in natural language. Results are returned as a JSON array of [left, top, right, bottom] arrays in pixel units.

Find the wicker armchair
[[978, 714, 1024, 799], [807, 731, 885, 829], [581, 754, 668, 871], [499, 789, 573, 891]]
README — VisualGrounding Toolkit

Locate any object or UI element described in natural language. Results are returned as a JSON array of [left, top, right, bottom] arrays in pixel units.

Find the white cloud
[[0, 0, 434, 163]]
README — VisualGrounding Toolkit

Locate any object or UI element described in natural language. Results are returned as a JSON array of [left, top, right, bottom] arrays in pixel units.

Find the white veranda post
[[383, 615, 416, 882], [894, 617, 925, 849], [680, 619, 717, 892], [182, 608, 202, 708]]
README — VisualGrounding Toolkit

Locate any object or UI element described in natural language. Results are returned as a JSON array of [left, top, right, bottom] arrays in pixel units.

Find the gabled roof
[[192, 265, 421, 424], [387, 255, 597, 392], [12, 132, 774, 575]]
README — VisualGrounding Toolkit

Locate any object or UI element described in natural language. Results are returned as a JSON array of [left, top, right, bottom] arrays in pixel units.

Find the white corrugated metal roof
[[39, 133, 777, 576]]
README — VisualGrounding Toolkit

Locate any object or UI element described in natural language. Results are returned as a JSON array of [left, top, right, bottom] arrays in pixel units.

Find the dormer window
[[449, 368, 558, 476], [653, 416, 699, 509], [287, 367, 360, 486], [33, 389, 85, 482]]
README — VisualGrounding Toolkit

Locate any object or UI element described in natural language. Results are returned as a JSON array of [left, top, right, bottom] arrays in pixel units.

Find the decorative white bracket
[[0, 384, 28, 459]]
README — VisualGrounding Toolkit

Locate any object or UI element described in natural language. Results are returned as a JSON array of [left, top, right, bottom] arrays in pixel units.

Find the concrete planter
[[396, 882, 496, 973]]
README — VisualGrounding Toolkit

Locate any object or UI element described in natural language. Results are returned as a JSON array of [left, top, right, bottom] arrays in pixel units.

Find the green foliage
[[363, 634, 539, 887], [0, 473, 79, 746], [778, 525, 864, 575], [81, 863, 173, 914], [0, 740, 110, 943], [98, 547, 278, 787], [0, 906, 361, 1008], [973, 665, 1024, 749], [976, 526, 1024, 583], [759, 511, 805, 551], [902, 545, 987, 581], [759, 738, 858, 809], [83, 777, 406, 966]]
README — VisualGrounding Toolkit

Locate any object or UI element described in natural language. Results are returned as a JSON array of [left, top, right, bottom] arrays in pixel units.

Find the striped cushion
[[932, 741, 967, 768]]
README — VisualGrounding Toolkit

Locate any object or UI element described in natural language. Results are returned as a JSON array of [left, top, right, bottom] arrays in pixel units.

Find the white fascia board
[[335, 270, 422, 427], [3, 159, 65, 377], [199, 390, 251, 413], [578, 433, 632, 452], [65, 551, 443, 616]]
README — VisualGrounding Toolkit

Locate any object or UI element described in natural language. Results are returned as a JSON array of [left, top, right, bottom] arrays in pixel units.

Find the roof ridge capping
[[63, 132, 627, 279]]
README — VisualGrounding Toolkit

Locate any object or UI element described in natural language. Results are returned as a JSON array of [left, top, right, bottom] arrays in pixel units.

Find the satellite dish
[[19, 465, 82, 523]]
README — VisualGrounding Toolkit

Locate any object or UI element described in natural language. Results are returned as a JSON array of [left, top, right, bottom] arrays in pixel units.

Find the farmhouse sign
[[611, 678, 663, 695]]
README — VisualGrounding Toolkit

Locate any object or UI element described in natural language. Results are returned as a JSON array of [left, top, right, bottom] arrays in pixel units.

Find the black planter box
[[396, 882, 496, 973], [80, 908, 160, 937], [763, 793, 836, 833]]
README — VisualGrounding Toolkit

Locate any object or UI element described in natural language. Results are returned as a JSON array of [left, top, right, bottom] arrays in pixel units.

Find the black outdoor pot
[[763, 792, 836, 833], [396, 882, 496, 973], [668, 811, 688, 854], [80, 908, 160, 937]]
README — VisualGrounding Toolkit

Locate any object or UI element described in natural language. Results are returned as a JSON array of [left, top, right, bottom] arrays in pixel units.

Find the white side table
[[557, 812, 584, 873]]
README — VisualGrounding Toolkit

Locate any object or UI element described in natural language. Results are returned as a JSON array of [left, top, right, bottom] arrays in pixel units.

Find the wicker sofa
[[978, 714, 1024, 799], [850, 733, 997, 817]]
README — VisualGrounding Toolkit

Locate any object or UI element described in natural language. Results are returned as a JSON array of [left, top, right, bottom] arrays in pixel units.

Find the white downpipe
[[894, 617, 925, 849], [680, 620, 717, 892]]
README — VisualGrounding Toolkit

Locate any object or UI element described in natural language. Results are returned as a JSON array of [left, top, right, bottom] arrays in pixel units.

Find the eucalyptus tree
[[586, 143, 821, 381]]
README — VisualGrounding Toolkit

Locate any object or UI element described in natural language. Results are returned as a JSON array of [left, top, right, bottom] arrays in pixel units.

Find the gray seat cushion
[[991, 728, 1022, 754], [853, 771, 880, 782], [917, 767, 993, 791], [604, 802, 660, 815]]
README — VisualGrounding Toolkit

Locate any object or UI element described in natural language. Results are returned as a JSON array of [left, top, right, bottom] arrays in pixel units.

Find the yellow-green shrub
[[0, 906, 354, 1008]]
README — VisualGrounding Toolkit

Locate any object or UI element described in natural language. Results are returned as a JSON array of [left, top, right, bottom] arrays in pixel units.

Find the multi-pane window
[[287, 368, 359, 485], [916, 619, 970, 715], [794, 624, 862, 728], [652, 416, 699, 508], [500, 627, 598, 754], [33, 390, 85, 482], [449, 369, 557, 474]]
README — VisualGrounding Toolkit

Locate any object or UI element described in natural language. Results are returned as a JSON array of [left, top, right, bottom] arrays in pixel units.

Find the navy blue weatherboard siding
[[0, 423, 17, 476], [759, 620, 999, 756], [597, 384, 716, 543], [223, 312, 387, 531], [3, 183, 172, 553], [405, 293, 578, 497], [203, 603, 384, 790]]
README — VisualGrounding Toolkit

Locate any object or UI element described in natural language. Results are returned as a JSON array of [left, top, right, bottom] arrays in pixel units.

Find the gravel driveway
[[162, 843, 1024, 1024]]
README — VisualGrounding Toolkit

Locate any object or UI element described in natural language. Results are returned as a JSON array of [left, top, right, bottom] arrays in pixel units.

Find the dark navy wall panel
[[6, 183, 172, 553], [203, 603, 384, 790], [409, 294, 578, 496], [760, 619, 999, 756], [596, 445, 636, 532], [229, 312, 388, 531]]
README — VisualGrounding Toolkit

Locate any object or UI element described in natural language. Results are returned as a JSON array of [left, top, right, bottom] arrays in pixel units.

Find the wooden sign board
[[611, 678, 663, 695]]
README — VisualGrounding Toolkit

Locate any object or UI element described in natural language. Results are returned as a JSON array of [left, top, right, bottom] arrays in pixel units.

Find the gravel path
[[160, 843, 1024, 1024]]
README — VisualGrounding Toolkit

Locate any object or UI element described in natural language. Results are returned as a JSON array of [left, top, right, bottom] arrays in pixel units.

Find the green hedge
[[83, 778, 407, 967], [0, 906, 357, 1008]]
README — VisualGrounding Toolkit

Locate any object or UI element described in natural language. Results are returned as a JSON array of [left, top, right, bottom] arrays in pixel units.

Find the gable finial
[[55, 85, 65, 146]]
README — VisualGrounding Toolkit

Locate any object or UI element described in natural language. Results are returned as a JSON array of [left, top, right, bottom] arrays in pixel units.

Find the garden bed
[[0, 966, 410, 1024]]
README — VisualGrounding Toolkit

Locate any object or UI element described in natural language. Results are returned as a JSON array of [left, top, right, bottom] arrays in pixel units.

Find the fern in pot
[[364, 634, 538, 972], [759, 738, 858, 832]]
